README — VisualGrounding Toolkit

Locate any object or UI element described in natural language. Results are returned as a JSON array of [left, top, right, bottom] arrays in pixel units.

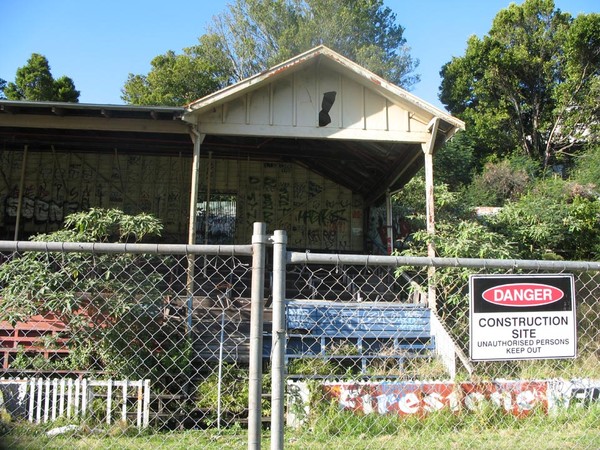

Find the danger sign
[[469, 274, 577, 361]]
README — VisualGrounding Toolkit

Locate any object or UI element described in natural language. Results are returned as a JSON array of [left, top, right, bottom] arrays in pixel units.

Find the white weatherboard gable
[[185, 46, 462, 144]]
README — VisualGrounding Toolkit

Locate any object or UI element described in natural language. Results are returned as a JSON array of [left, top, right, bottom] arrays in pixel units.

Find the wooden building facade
[[0, 46, 464, 253]]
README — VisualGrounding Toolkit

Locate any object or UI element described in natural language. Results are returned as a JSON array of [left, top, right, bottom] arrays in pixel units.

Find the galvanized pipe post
[[248, 222, 267, 450], [271, 230, 287, 450]]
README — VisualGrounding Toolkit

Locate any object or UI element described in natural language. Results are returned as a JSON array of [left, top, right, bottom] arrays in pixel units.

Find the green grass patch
[[4, 403, 599, 450]]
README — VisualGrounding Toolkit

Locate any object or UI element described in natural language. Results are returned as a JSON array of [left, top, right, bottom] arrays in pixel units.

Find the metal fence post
[[248, 222, 267, 450], [271, 230, 287, 450]]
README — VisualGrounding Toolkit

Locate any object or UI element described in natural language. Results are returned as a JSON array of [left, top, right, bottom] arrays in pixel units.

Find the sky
[[1, 0, 598, 111]]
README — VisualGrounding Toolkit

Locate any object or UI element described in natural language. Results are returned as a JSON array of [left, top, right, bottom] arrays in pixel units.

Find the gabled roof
[[184, 45, 463, 141], [183, 46, 464, 203]]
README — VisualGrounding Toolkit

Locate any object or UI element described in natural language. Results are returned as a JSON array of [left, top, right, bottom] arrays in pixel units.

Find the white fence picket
[[1, 377, 150, 428], [106, 379, 113, 425]]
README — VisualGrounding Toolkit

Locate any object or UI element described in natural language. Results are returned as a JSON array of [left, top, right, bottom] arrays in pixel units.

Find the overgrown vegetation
[[0, 209, 190, 389], [195, 363, 272, 424]]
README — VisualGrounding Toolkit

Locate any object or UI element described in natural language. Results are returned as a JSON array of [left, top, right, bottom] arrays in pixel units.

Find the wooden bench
[[284, 300, 434, 376]]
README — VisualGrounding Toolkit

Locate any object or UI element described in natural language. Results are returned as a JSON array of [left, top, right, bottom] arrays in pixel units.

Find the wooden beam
[[195, 121, 430, 143], [0, 114, 189, 134], [422, 117, 440, 312]]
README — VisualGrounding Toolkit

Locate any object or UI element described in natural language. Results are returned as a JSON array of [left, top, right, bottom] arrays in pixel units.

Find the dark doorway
[[196, 193, 237, 244]]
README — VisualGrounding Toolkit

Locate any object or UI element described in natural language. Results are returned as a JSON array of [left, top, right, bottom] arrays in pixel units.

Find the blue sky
[[1, 0, 598, 110]]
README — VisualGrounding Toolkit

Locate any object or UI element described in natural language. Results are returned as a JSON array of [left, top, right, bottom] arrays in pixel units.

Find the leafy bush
[[491, 177, 600, 260], [573, 145, 600, 186], [195, 363, 272, 422], [0, 209, 189, 387], [463, 156, 536, 207]]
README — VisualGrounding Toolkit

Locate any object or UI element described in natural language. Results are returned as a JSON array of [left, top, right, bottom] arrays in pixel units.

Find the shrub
[[0, 209, 189, 387]]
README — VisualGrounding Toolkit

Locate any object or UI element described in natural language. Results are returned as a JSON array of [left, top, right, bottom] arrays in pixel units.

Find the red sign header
[[482, 283, 564, 307]]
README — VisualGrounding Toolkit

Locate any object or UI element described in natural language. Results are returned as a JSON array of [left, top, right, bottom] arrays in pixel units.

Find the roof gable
[[184, 46, 463, 142]]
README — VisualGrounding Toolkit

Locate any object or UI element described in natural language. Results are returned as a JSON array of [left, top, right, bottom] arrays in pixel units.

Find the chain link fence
[[0, 227, 599, 449], [0, 239, 268, 449], [281, 252, 600, 449]]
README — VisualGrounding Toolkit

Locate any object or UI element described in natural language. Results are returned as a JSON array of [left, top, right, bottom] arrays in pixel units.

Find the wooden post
[[186, 129, 205, 333], [28, 379, 35, 423], [107, 380, 113, 425], [122, 380, 128, 424], [386, 190, 394, 255], [423, 118, 440, 312], [52, 379, 58, 421], [13, 144, 28, 241]]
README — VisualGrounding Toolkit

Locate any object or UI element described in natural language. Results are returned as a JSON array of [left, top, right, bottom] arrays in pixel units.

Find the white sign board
[[469, 274, 576, 361]]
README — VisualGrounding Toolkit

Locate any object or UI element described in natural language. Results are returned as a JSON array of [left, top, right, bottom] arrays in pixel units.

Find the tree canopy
[[439, 0, 600, 168], [122, 0, 419, 106], [121, 34, 234, 106], [2, 53, 80, 102], [208, 0, 419, 87]]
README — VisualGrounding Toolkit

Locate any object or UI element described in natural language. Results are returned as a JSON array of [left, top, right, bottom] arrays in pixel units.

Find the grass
[[3, 403, 600, 450]]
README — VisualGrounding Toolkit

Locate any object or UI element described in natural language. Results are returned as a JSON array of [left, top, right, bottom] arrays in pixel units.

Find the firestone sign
[[469, 274, 577, 361]]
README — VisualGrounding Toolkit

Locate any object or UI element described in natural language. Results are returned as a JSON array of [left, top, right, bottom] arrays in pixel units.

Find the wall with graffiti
[[367, 203, 411, 255], [0, 149, 191, 241], [1, 150, 365, 251], [196, 158, 364, 251]]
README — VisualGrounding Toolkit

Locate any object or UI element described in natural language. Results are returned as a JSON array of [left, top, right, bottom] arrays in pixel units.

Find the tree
[[122, 34, 233, 106], [209, 0, 419, 87], [4, 53, 80, 102], [123, 0, 420, 105], [439, 0, 599, 168], [0, 78, 6, 99]]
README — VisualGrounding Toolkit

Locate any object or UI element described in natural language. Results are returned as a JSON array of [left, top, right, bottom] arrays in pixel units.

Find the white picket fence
[[0, 378, 151, 428]]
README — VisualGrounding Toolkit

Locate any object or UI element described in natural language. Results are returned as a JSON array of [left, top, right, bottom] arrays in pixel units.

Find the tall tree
[[123, 0, 419, 106], [122, 34, 233, 106], [4, 53, 80, 102], [439, 0, 599, 167], [209, 0, 419, 88]]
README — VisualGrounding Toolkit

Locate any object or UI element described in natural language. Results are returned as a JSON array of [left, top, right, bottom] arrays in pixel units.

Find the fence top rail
[[288, 251, 600, 272], [0, 240, 253, 256]]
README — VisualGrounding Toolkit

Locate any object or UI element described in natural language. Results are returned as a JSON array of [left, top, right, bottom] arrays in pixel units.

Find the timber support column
[[186, 129, 205, 332], [423, 117, 440, 312]]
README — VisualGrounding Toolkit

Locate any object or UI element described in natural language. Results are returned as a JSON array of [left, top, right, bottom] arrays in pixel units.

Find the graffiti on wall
[[367, 203, 411, 255], [237, 161, 358, 251], [0, 150, 189, 240]]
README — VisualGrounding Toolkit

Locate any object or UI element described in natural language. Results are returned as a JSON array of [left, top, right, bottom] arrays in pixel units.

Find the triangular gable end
[[183, 46, 463, 145]]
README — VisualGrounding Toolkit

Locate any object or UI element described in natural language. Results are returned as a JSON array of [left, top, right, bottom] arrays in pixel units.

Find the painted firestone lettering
[[398, 393, 420, 414], [422, 392, 445, 412]]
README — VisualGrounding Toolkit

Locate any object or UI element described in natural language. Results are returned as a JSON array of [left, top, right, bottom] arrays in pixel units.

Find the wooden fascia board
[[0, 114, 190, 135], [195, 122, 430, 143]]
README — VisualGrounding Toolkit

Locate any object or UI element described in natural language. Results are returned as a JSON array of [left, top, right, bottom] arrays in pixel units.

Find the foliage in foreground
[[0, 209, 190, 387]]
